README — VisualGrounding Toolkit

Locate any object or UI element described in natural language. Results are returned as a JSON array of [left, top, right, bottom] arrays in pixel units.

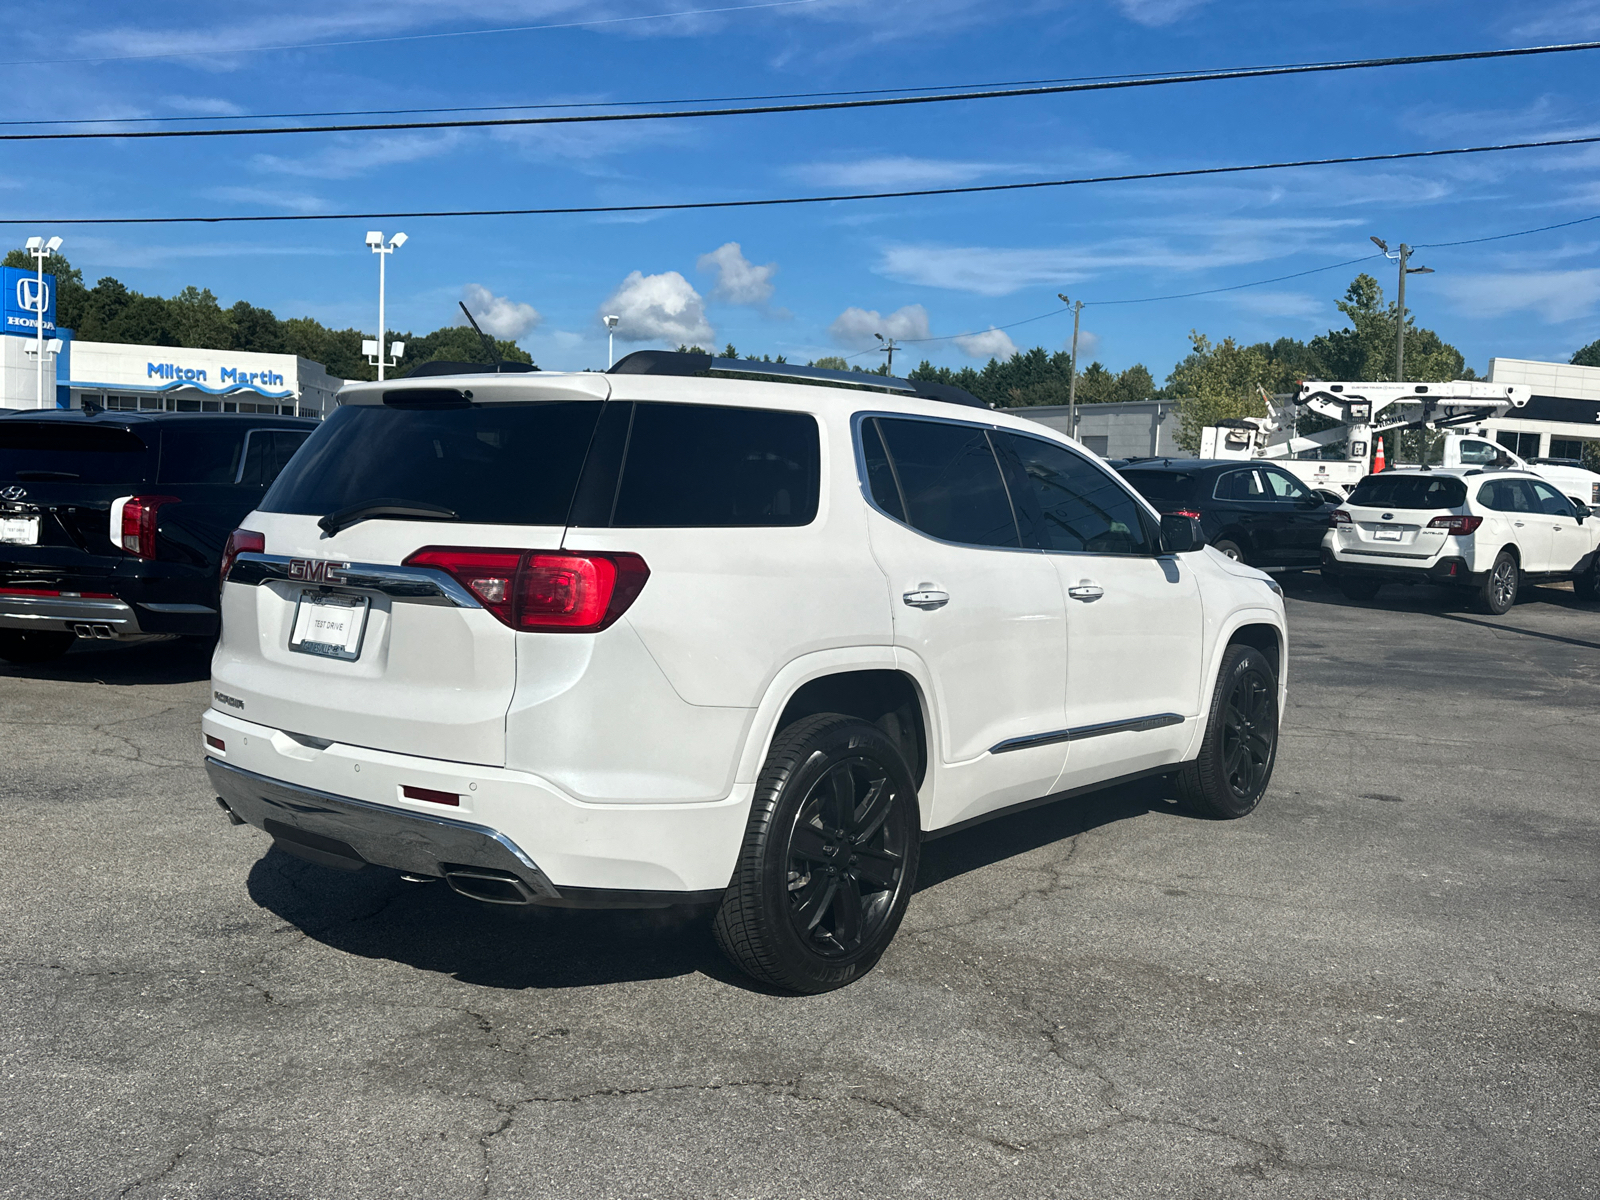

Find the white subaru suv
[[1323, 466, 1600, 614], [203, 352, 1287, 992]]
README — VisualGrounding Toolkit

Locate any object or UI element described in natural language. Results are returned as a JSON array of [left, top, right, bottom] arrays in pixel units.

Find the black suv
[[0, 411, 316, 663], [1116, 458, 1336, 569]]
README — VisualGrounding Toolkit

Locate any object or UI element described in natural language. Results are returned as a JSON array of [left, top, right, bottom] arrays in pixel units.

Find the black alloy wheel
[[714, 713, 921, 993], [1179, 643, 1279, 819]]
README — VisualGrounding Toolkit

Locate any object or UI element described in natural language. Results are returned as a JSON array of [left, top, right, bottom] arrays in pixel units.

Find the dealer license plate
[[1372, 527, 1403, 541], [289, 591, 369, 660], [0, 516, 40, 545]]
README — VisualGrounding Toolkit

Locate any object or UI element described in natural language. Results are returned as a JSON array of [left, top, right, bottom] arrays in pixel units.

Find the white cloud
[[1069, 330, 1102, 360], [601, 271, 713, 345], [697, 242, 777, 306], [1509, 0, 1600, 37], [1440, 270, 1600, 324], [1221, 290, 1326, 320], [829, 305, 931, 348], [458, 283, 541, 340], [252, 133, 459, 180], [954, 328, 1018, 359], [1114, 0, 1208, 26], [203, 186, 330, 213], [792, 156, 1025, 189]]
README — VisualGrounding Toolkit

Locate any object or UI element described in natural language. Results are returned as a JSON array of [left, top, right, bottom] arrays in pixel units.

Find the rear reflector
[[0, 587, 117, 598], [1427, 514, 1483, 534], [404, 546, 649, 633], [402, 784, 460, 807], [205, 734, 226, 751]]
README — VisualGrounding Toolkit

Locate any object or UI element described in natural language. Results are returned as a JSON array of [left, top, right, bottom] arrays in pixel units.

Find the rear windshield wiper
[[15, 470, 80, 480], [318, 499, 458, 536]]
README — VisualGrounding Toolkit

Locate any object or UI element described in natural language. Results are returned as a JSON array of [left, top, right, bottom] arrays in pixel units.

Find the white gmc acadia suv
[[1323, 466, 1600, 614], [203, 352, 1287, 993]]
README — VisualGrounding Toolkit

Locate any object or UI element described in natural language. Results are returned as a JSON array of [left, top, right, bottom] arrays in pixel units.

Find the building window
[[1497, 431, 1540, 458], [1549, 438, 1586, 461]]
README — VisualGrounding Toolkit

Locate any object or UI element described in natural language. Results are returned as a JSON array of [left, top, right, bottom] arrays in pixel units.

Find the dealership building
[[1, 267, 342, 416]]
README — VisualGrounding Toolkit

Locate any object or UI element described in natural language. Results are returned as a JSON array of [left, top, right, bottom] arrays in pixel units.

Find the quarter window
[[996, 432, 1156, 555], [871, 418, 1019, 548]]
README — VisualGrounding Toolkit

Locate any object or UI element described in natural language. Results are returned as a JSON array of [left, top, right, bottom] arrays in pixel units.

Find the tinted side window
[[1479, 479, 1532, 513], [1213, 470, 1253, 501], [875, 418, 1018, 548], [998, 433, 1155, 555], [858, 418, 905, 522], [157, 426, 246, 484], [1530, 480, 1574, 516], [611, 403, 819, 527]]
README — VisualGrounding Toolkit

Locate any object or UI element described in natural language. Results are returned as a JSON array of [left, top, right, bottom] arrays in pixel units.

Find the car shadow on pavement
[[915, 772, 1192, 893], [0, 635, 213, 686], [246, 846, 727, 991]]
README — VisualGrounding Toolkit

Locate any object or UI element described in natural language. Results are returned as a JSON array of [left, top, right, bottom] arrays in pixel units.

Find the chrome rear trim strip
[[229, 552, 481, 608], [991, 713, 1184, 755]]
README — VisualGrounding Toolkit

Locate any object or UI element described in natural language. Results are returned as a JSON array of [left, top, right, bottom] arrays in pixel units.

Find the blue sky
[[3, 0, 1599, 378]]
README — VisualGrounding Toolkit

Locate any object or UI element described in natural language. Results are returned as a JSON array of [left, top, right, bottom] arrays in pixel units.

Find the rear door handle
[[902, 589, 949, 609], [1067, 583, 1104, 601]]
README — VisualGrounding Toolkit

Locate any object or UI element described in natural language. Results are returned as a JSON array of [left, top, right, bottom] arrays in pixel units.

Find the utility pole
[[1370, 236, 1435, 461], [873, 331, 899, 375], [1058, 293, 1085, 438]]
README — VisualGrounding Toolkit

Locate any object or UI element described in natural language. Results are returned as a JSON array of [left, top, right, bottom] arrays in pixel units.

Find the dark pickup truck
[[0, 411, 316, 663]]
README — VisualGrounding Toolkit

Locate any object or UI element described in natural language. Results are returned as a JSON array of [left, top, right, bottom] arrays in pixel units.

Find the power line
[[890, 210, 1600, 348], [3, 134, 1596, 225], [0, 0, 828, 69], [1, 41, 1596, 143]]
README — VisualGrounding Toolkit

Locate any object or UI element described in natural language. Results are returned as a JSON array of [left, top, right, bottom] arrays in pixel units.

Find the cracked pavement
[[2, 576, 1596, 1199]]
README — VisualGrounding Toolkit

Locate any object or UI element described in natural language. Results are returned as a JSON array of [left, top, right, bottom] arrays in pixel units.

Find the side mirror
[[1297, 492, 1323, 508], [1573, 501, 1590, 523], [1160, 513, 1206, 553]]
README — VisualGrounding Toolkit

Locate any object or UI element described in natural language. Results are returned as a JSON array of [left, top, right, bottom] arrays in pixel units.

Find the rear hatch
[[213, 377, 610, 766], [1335, 472, 1469, 560], [0, 419, 152, 588]]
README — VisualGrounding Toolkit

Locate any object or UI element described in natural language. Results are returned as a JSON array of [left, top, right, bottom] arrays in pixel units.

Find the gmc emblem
[[287, 558, 349, 583]]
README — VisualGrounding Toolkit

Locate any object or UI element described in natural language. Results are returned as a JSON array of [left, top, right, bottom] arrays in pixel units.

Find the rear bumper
[[1322, 549, 1482, 586], [0, 592, 147, 635], [201, 708, 746, 905]]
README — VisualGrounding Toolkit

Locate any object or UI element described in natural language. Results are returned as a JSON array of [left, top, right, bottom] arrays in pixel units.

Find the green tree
[[1310, 273, 1470, 382], [1573, 338, 1600, 368], [1167, 332, 1274, 453], [808, 356, 849, 370], [397, 324, 534, 373]]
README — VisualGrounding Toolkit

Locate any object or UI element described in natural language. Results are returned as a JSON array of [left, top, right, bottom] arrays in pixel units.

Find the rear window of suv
[[0, 421, 153, 486], [262, 402, 604, 526], [1118, 469, 1199, 508], [1347, 474, 1467, 509]]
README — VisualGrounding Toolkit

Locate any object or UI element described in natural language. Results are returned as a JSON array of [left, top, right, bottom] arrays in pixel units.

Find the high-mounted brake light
[[1428, 514, 1483, 535], [220, 528, 266, 583], [120, 495, 180, 559], [403, 547, 650, 633], [1330, 509, 1352, 527]]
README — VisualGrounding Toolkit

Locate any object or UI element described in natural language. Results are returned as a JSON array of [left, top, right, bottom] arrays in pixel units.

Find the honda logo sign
[[2, 266, 57, 334]]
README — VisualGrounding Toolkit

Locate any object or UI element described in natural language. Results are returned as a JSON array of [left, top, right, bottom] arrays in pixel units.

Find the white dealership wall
[[0, 334, 342, 416], [1479, 357, 1600, 459]]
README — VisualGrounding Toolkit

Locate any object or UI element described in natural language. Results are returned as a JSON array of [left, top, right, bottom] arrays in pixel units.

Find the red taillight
[[120, 495, 180, 559], [1428, 514, 1483, 535], [205, 734, 226, 751], [401, 785, 459, 807], [1167, 509, 1204, 520], [1330, 509, 1352, 527], [220, 528, 266, 583], [403, 547, 650, 633]]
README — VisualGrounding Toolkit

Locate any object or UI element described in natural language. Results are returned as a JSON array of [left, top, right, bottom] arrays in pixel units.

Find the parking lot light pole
[[25, 236, 62, 408], [605, 314, 620, 368], [366, 231, 408, 380]]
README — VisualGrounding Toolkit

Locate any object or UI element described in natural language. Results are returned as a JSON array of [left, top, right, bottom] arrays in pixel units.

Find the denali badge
[[288, 558, 350, 583], [213, 691, 244, 709]]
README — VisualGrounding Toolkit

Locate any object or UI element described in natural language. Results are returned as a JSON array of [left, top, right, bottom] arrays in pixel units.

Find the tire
[[1573, 559, 1600, 601], [1338, 575, 1382, 602], [713, 713, 922, 994], [1179, 644, 1279, 819], [1213, 539, 1246, 564], [0, 630, 75, 664], [1473, 551, 1519, 615]]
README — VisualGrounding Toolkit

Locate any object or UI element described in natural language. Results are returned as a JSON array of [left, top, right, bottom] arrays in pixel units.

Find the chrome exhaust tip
[[442, 865, 538, 905]]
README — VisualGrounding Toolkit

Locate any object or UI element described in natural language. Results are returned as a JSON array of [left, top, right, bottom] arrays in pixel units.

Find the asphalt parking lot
[[2, 575, 1597, 1200]]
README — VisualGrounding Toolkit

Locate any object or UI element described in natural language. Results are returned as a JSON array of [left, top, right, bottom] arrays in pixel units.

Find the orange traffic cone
[[1374, 437, 1387, 472]]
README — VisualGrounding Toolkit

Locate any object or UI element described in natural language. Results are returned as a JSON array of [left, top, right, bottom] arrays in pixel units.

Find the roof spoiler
[[607, 350, 987, 408]]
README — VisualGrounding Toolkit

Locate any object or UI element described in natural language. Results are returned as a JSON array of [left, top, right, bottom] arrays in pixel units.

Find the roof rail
[[607, 350, 987, 408]]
